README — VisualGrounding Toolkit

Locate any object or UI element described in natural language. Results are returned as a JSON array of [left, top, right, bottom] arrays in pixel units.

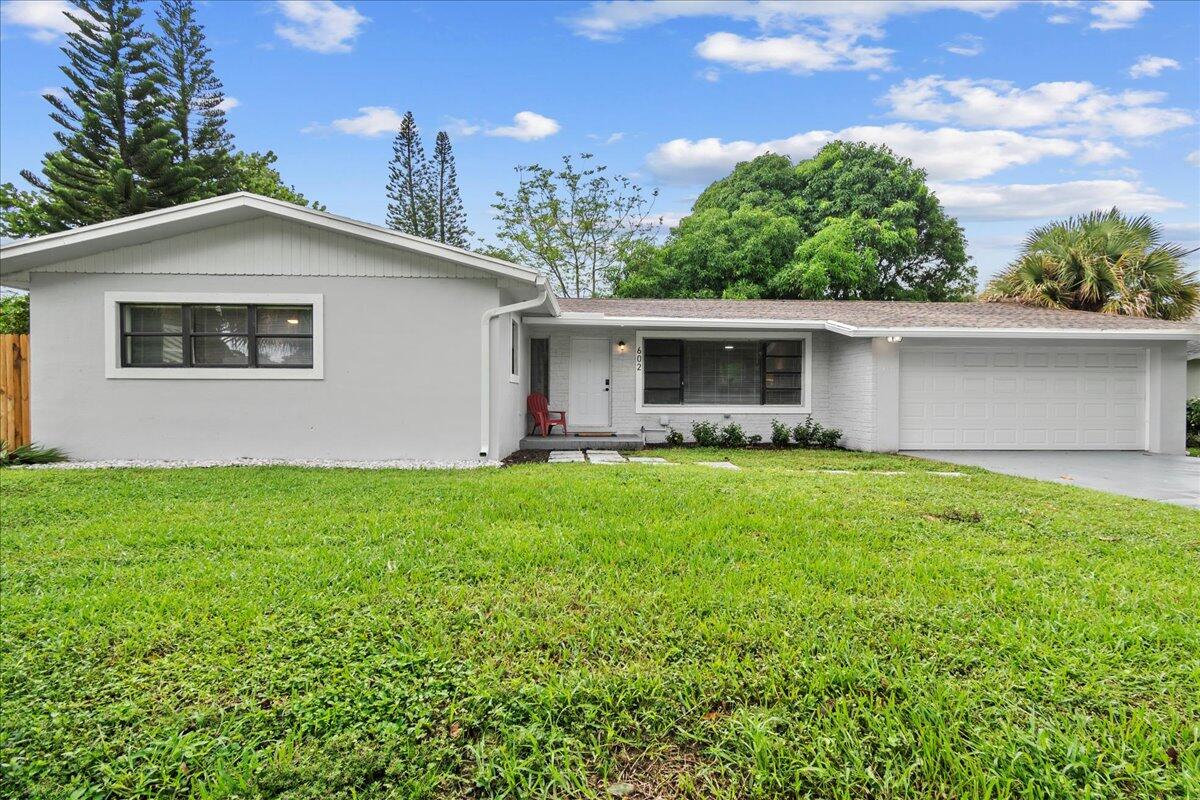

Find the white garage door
[[899, 344, 1146, 450]]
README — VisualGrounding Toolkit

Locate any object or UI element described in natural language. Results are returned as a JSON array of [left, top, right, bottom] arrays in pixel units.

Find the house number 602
[[635, 346, 643, 371]]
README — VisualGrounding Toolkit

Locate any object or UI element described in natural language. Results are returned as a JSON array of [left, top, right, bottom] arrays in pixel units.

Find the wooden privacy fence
[[0, 334, 31, 447]]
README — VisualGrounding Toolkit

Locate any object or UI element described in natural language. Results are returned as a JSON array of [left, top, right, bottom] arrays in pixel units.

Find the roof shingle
[[557, 298, 1199, 332]]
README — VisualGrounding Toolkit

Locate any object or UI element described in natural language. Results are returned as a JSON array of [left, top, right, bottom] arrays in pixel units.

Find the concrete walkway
[[904, 451, 1200, 509]]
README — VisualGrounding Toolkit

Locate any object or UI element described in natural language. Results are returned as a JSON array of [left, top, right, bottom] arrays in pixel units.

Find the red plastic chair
[[527, 393, 568, 436]]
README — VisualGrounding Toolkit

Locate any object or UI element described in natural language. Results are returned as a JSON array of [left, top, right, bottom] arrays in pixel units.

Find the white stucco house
[[1, 193, 1195, 461]]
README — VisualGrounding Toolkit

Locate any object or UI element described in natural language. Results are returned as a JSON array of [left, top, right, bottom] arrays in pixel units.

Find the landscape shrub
[[747, 433, 763, 445], [792, 418, 820, 447], [1187, 397, 1200, 446], [793, 418, 842, 449], [690, 421, 720, 447], [817, 427, 843, 449], [718, 423, 747, 448], [664, 427, 684, 447], [0, 441, 66, 467], [770, 418, 791, 447]]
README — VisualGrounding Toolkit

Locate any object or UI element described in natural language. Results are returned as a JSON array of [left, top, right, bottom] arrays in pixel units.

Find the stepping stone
[[930, 471, 966, 477], [626, 456, 672, 464], [697, 461, 740, 470], [874, 470, 906, 475], [548, 451, 585, 463], [585, 450, 625, 462], [820, 469, 853, 474]]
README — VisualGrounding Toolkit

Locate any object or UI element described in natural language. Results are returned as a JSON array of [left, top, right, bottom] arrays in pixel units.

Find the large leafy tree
[[490, 154, 658, 298], [616, 142, 975, 301], [155, 0, 233, 196], [227, 151, 324, 210], [983, 209, 1199, 320], [430, 131, 469, 247], [20, 0, 196, 233]]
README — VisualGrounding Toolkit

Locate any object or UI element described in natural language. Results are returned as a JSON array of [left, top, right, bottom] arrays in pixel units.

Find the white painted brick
[[536, 328, 876, 450]]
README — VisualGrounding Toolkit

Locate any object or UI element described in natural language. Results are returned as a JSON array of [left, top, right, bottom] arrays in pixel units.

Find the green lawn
[[2, 450, 1197, 799]]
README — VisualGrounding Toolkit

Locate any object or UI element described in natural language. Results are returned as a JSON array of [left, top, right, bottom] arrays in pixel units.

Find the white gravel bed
[[12, 457, 501, 471]]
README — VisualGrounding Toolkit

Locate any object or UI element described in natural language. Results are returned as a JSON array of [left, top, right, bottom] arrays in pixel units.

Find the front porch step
[[519, 433, 644, 451]]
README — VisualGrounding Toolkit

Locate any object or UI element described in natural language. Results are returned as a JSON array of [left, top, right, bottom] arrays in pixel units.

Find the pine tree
[[430, 131, 469, 247], [20, 0, 195, 232], [385, 111, 434, 238], [155, 0, 233, 196]]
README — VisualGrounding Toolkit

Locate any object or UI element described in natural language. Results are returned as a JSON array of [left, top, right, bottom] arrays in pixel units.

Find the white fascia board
[[525, 313, 1198, 340], [836, 325, 1200, 340], [0, 192, 542, 285], [526, 314, 828, 330]]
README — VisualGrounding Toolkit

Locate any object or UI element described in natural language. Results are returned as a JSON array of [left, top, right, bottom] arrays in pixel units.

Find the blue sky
[[2, 0, 1198, 282]]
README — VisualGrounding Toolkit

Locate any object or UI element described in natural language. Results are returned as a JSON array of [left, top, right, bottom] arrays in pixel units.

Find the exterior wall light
[[617, 340, 627, 352], [886, 336, 903, 343]]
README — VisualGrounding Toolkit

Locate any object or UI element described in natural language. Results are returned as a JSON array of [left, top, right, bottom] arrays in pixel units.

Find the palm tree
[[982, 209, 1199, 320]]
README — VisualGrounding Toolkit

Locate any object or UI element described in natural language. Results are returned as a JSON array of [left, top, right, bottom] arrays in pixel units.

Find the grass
[[2, 449, 1197, 799]]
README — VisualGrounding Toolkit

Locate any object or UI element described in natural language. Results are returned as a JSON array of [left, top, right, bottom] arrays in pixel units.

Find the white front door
[[569, 337, 610, 427]]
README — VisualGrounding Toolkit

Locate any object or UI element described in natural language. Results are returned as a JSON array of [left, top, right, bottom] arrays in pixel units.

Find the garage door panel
[[900, 345, 1145, 451]]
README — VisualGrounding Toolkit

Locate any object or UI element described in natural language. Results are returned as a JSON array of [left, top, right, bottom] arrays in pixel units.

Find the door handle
[[604, 378, 610, 392]]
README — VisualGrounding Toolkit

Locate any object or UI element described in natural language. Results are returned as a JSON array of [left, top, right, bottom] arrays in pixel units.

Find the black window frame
[[641, 337, 805, 408], [119, 303, 315, 369]]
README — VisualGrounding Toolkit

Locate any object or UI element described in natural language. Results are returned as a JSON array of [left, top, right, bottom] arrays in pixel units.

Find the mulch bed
[[501, 449, 550, 466]]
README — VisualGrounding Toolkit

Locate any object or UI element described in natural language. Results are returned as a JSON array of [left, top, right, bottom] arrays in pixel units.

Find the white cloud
[[1046, 13, 1074, 24], [1, 0, 74, 42], [931, 179, 1182, 220], [275, 0, 368, 54], [485, 111, 561, 141], [1128, 55, 1180, 79], [1089, 0, 1151, 30], [445, 117, 481, 137], [1188, 150, 1200, 167], [883, 75, 1193, 138], [38, 85, 65, 100], [302, 106, 402, 137], [942, 33, 984, 57], [698, 67, 721, 82], [1077, 140, 1128, 163], [645, 124, 1110, 185], [566, 1, 1016, 42], [216, 97, 240, 112], [695, 31, 892, 73]]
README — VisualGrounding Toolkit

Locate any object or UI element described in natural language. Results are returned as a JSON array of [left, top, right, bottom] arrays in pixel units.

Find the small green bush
[[718, 423, 747, 448], [770, 418, 791, 447], [664, 427, 684, 447], [793, 418, 819, 447], [1187, 397, 1200, 446], [0, 294, 30, 334], [690, 421, 720, 447], [793, 418, 842, 449], [747, 433, 763, 446], [817, 427, 843, 449], [0, 441, 67, 467]]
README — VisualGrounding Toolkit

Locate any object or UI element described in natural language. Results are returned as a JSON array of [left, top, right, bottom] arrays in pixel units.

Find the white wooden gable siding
[[37, 217, 481, 280]]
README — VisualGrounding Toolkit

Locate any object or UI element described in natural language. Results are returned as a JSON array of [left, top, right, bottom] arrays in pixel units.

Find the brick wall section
[[538, 327, 880, 447], [823, 335, 876, 450]]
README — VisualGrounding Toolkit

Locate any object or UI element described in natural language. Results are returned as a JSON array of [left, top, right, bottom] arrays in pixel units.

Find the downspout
[[479, 278, 550, 457]]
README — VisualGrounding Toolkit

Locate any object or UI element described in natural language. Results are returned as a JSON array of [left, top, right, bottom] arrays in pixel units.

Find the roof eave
[[526, 312, 1199, 339]]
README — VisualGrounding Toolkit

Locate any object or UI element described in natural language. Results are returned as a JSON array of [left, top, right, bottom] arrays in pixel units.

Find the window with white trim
[[641, 337, 804, 407], [120, 303, 314, 368]]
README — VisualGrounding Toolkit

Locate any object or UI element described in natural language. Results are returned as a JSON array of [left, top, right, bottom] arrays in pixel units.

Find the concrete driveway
[[903, 451, 1200, 509]]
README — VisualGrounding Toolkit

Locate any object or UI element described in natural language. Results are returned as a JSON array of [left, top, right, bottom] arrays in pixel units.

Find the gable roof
[[552, 298, 1200, 340], [0, 192, 542, 288]]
